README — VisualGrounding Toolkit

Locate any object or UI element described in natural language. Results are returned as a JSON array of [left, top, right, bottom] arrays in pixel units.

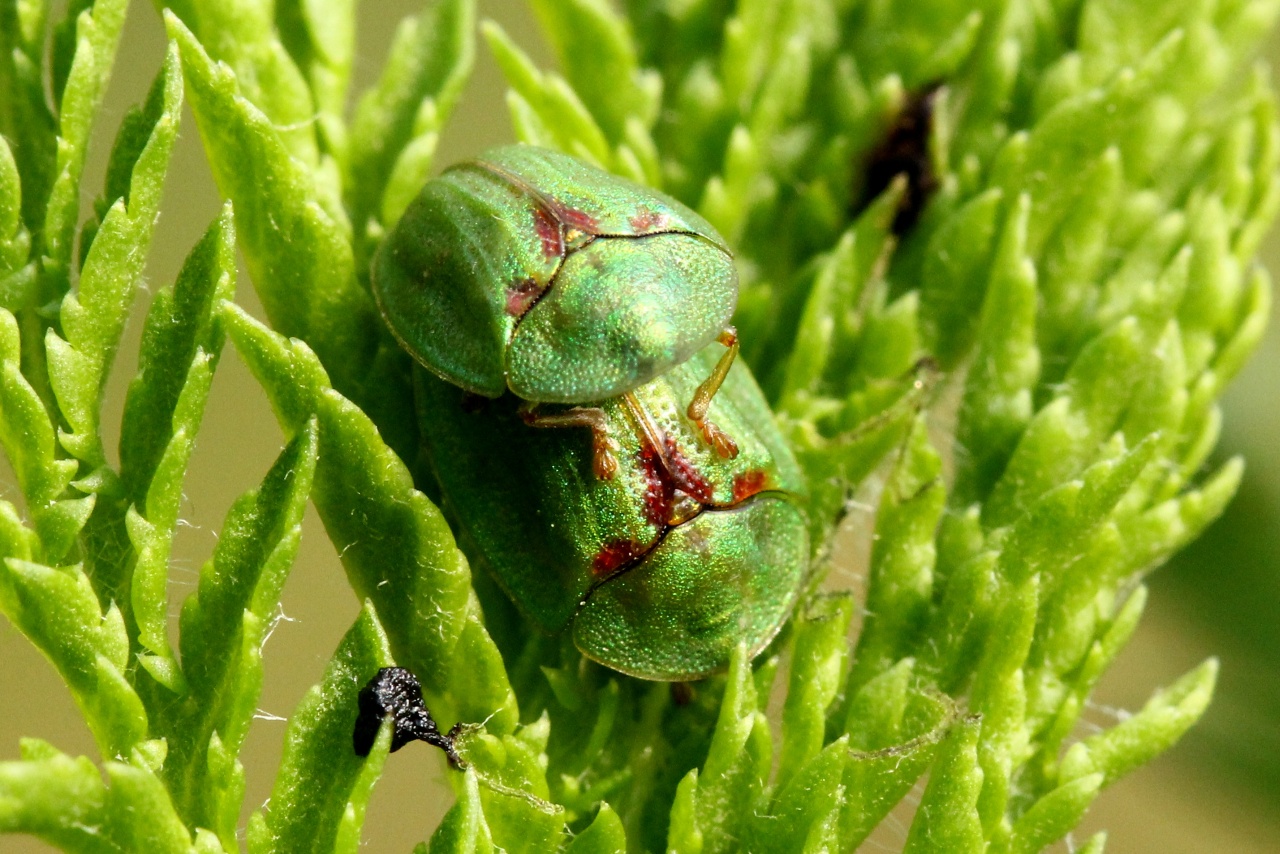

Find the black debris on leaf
[[856, 84, 942, 235], [353, 666, 466, 768]]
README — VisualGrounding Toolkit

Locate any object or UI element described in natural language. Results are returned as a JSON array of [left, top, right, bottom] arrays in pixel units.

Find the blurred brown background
[[2, 2, 1278, 851]]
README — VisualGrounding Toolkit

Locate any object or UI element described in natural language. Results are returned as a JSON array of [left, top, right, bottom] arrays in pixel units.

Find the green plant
[[0, 0, 1276, 850]]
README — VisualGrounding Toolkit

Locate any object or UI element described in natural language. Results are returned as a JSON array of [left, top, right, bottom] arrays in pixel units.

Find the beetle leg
[[686, 327, 740, 459], [520, 402, 621, 479]]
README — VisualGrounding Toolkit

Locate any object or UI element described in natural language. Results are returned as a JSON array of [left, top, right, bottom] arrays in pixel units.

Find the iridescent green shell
[[416, 343, 809, 680], [373, 144, 736, 403]]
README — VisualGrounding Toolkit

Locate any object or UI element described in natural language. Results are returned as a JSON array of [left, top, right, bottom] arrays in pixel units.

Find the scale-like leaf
[[122, 204, 235, 664], [42, 0, 128, 274], [47, 42, 181, 471], [0, 555, 144, 758], [168, 16, 376, 401], [247, 604, 394, 854], [348, 0, 474, 253], [163, 421, 318, 849], [0, 742, 194, 853]]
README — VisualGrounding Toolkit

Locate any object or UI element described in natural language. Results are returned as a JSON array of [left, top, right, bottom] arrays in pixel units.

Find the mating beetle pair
[[374, 145, 807, 680]]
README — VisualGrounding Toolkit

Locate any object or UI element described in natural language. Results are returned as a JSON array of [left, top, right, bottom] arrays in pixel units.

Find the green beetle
[[375, 145, 808, 679], [374, 144, 743, 465]]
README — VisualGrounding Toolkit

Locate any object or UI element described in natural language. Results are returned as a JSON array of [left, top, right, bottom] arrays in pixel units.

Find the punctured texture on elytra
[[374, 144, 737, 403]]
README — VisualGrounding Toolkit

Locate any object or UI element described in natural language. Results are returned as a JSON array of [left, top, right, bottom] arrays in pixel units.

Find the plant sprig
[[0, 0, 1276, 851]]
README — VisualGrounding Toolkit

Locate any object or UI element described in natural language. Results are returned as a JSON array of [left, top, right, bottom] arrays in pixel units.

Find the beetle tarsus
[[698, 418, 740, 459], [594, 435, 621, 479]]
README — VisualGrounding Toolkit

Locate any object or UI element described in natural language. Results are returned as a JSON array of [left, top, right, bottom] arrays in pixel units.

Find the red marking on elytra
[[559, 206, 599, 233], [533, 206, 563, 259], [732, 470, 769, 503], [505, 279, 542, 317], [664, 437, 715, 503], [638, 446, 674, 526], [629, 206, 668, 232], [592, 539, 645, 576]]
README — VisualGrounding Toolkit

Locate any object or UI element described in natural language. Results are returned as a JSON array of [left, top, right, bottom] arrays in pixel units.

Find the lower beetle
[[416, 343, 808, 680]]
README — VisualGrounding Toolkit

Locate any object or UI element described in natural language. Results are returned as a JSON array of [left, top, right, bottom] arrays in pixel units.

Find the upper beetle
[[373, 144, 743, 473]]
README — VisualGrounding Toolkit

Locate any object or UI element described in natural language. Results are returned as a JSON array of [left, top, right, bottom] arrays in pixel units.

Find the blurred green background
[[1, 2, 1278, 851]]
